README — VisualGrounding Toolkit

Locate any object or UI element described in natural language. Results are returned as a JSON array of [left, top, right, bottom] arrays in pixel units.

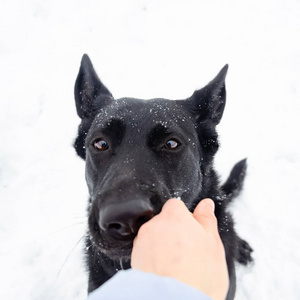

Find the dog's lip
[[90, 232, 134, 252], [98, 243, 133, 261]]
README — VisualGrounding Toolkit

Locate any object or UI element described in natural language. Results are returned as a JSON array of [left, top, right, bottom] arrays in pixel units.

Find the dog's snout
[[99, 200, 154, 240]]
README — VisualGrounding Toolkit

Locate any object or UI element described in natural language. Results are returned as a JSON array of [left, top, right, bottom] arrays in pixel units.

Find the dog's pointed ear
[[188, 64, 228, 125], [74, 54, 114, 119]]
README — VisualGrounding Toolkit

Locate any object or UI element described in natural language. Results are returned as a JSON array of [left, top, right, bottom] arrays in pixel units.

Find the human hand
[[131, 198, 229, 300]]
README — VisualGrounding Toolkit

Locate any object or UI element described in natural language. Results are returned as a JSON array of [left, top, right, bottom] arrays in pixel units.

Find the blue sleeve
[[87, 269, 212, 300]]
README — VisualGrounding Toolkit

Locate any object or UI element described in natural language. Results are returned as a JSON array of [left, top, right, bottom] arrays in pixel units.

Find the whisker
[[119, 258, 124, 270], [51, 234, 86, 286]]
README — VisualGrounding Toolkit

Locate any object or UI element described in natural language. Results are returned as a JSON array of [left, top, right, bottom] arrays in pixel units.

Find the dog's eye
[[164, 139, 180, 150], [93, 139, 109, 151]]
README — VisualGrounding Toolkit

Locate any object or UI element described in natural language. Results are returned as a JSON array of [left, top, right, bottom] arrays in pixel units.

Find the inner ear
[[187, 64, 228, 125], [74, 54, 114, 119]]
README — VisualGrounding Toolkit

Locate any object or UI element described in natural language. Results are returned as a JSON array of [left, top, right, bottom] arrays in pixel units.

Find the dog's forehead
[[91, 97, 191, 129]]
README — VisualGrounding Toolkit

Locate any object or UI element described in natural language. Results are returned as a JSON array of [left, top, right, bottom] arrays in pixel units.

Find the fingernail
[[202, 198, 215, 214]]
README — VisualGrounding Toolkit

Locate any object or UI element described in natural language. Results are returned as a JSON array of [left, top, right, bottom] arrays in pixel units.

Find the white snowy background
[[0, 0, 299, 299]]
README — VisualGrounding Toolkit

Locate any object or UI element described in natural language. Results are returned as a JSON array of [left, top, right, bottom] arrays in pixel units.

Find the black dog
[[73, 54, 253, 300]]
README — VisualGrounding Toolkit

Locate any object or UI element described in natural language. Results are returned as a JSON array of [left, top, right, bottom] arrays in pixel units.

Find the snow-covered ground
[[0, 0, 299, 299]]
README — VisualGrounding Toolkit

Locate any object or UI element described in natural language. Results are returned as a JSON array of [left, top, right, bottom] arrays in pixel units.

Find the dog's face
[[74, 55, 228, 261]]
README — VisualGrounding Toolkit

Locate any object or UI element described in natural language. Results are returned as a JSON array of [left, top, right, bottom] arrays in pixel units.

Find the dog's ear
[[74, 54, 114, 119], [188, 64, 228, 125]]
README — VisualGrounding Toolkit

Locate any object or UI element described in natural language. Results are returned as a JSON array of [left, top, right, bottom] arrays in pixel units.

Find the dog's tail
[[221, 158, 247, 203]]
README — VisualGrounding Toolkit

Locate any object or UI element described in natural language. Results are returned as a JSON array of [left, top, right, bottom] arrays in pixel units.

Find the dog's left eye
[[164, 139, 180, 150], [93, 139, 109, 151]]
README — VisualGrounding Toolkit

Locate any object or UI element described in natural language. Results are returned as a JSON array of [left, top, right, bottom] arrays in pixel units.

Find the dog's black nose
[[99, 200, 154, 240]]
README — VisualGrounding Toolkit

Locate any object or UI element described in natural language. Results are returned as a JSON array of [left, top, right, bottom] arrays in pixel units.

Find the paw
[[237, 237, 253, 265]]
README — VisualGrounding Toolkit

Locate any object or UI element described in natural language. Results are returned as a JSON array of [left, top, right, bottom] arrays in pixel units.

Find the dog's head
[[74, 54, 228, 260]]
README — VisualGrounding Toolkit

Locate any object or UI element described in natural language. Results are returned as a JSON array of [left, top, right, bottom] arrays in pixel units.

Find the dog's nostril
[[107, 222, 133, 239], [108, 223, 122, 231]]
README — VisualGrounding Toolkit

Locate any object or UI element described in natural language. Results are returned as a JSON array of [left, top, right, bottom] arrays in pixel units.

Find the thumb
[[193, 198, 218, 233]]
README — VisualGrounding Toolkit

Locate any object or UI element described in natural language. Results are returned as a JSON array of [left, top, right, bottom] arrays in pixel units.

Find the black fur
[[73, 54, 253, 299]]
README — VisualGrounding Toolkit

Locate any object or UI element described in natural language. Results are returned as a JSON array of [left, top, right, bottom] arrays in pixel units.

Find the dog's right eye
[[93, 139, 109, 151]]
